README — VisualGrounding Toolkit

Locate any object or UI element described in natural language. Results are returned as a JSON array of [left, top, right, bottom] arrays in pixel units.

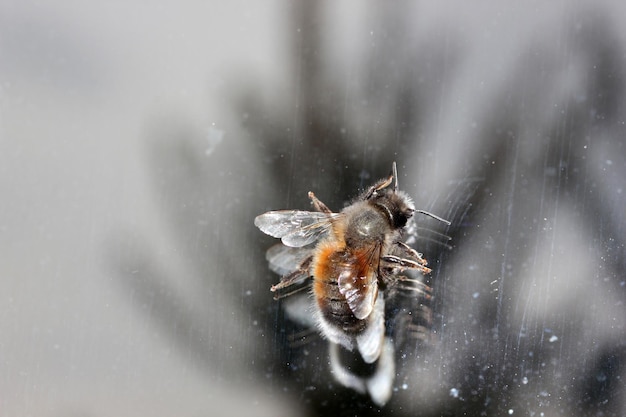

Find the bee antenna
[[416, 210, 452, 226], [392, 161, 398, 192]]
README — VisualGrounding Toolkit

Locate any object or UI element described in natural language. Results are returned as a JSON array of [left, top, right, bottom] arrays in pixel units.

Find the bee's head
[[366, 162, 415, 229], [372, 190, 414, 229]]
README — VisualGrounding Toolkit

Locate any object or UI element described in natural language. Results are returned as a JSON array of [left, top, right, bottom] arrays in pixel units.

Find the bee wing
[[337, 244, 381, 320], [254, 210, 338, 247], [265, 244, 313, 276], [338, 270, 379, 321], [356, 292, 386, 364]]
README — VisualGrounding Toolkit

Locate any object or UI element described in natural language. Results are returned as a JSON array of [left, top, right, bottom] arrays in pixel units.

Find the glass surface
[[1, 1, 624, 416]]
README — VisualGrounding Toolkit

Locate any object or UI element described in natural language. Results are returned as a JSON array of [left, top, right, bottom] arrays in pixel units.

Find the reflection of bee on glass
[[255, 162, 449, 406]]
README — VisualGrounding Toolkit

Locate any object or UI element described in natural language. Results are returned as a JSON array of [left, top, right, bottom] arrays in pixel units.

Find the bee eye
[[392, 209, 413, 228], [395, 217, 408, 228]]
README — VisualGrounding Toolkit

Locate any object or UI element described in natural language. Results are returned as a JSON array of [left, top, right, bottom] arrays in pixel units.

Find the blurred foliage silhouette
[[107, 2, 626, 416]]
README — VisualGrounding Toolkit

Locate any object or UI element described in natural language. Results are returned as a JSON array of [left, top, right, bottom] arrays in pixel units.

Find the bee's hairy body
[[254, 162, 447, 406], [312, 202, 402, 336]]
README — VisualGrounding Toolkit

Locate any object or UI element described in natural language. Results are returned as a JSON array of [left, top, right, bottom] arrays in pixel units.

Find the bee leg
[[393, 275, 431, 290], [394, 241, 428, 266], [270, 269, 310, 292], [394, 286, 432, 300], [389, 275, 432, 299], [308, 191, 333, 214], [406, 323, 435, 343], [394, 313, 433, 343], [363, 174, 394, 199], [381, 255, 432, 274], [272, 282, 311, 300], [270, 256, 313, 296]]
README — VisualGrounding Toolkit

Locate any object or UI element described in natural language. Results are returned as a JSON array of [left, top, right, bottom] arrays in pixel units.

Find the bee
[[254, 162, 449, 406]]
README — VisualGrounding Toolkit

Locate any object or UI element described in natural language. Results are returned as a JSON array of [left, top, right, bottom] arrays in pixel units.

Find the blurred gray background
[[1, 1, 625, 416]]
